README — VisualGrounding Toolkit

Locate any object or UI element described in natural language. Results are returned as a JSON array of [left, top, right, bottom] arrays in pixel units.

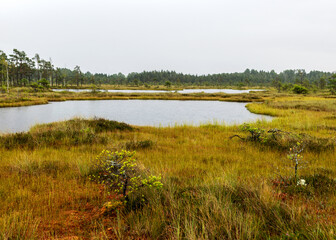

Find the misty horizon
[[1, 0, 336, 75]]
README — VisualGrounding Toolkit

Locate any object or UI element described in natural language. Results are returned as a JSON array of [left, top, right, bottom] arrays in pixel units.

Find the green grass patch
[[0, 118, 133, 149]]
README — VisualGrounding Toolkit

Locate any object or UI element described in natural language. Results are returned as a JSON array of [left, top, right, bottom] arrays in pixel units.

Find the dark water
[[52, 88, 264, 94], [0, 100, 272, 133]]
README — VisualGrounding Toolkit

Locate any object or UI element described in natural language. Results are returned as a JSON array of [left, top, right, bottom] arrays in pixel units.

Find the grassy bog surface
[[0, 94, 336, 239], [0, 88, 271, 108]]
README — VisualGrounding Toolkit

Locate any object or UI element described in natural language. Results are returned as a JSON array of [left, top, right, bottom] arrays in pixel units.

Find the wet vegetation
[[0, 118, 133, 149], [231, 123, 335, 152], [124, 140, 154, 150], [0, 87, 268, 108], [1, 90, 336, 239]]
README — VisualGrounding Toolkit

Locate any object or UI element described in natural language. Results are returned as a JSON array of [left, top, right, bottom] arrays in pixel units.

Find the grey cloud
[[1, 0, 335, 74]]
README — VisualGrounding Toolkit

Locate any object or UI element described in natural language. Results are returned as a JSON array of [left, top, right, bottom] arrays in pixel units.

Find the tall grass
[[0, 95, 336, 238], [0, 118, 133, 149], [0, 88, 273, 108]]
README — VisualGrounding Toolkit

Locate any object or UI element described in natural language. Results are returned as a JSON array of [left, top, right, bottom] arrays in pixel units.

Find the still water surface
[[52, 89, 167, 93], [52, 89, 264, 94], [0, 100, 272, 133]]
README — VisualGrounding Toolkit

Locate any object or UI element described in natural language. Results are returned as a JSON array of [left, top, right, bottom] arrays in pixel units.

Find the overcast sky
[[1, 0, 335, 75]]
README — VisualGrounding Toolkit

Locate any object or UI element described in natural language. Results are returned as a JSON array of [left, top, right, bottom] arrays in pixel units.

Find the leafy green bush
[[89, 150, 163, 201], [240, 124, 267, 142], [30, 82, 39, 92], [164, 80, 172, 88], [38, 79, 50, 88], [292, 84, 308, 94]]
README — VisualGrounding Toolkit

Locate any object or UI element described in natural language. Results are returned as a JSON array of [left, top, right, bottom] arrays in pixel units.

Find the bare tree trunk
[[6, 63, 9, 93], [1, 64, 3, 86]]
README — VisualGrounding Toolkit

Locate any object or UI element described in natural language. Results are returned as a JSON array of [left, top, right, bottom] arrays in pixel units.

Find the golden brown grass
[[0, 87, 272, 108], [0, 93, 336, 239], [0, 92, 268, 108], [52, 84, 264, 91]]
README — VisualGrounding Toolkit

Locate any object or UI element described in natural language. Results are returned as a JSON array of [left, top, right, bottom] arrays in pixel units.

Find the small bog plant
[[287, 141, 305, 182], [89, 149, 163, 202], [272, 142, 319, 198], [274, 141, 306, 183], [240, 123, 267, 142]]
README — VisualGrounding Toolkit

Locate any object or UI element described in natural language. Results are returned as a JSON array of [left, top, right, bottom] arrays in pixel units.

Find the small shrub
[[292, 85, 308, 94], [235, 124, 334, 152], [164, 80, 172, 88], [240, 124, 266, 142], [38, 79, 50, 89], [273, 142, 308, 194], [89, 150, 163, 202], [286, 141, 306, 182], [30, 83, 39, 92]]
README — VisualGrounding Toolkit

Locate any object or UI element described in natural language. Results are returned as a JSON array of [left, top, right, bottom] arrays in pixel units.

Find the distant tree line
[[1, 49, 335, 91], [126, 69, 334, 89]]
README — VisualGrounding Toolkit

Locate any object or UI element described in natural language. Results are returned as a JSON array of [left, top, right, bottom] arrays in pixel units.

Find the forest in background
[[0, 48, 334, 89]]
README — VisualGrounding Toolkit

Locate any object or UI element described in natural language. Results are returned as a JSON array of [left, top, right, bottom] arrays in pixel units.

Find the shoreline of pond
[[0, 99, 273, 134], [0, 91, 270, 108]]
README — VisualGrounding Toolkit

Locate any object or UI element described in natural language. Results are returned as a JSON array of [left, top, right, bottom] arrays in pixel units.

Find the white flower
[[297, 179, 307, 186]]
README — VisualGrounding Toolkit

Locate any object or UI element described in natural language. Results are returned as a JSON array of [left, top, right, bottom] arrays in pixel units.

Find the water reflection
[[0, 100, 272, 133], [52, 88, 264, 94]]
